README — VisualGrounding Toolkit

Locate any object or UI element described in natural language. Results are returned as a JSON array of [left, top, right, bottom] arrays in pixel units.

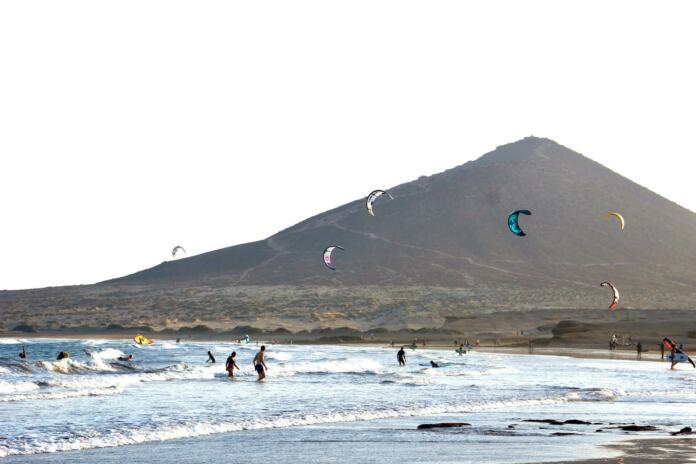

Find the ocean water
[[0, 338, 694, 463]]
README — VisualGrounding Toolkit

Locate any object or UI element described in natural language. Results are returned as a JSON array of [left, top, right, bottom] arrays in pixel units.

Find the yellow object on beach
[[133, 334, 153, 345]]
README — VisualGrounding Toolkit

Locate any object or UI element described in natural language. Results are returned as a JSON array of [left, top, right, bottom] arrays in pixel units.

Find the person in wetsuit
[[206, 351, 216, 363], [19, 346, 27, 360], [117, 354, 133, 362], [430, 360, 439, 368], [397, 347, 406, 366], [56, 351, 69, 360]]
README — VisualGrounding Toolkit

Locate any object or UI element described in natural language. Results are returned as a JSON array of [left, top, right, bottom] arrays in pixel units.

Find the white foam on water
[[0, 390, 607, 457], [36, 358, 91, 374], [265, 351, 291, 361], [0, 386, 124, 402], [269, 358, 384, 377], [0, 380, 40, 395]]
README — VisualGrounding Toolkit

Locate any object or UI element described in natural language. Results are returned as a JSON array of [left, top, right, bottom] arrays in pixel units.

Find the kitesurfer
[[19, 346, 27, 360], [253, 346, 268, 381], [397, 347, 406, 366], [226, 351, 239, 378], [430, 361, 439, 368], [670, 344, 678, 370], [206, 351, 216, 363]]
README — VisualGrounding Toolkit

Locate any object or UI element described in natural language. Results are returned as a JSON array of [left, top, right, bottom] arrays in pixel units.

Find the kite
[[172, 246, 186, 258], [605, 212, 625, 231], [600, 281, 620, 310], [323, 246, 345, 271], [366, 190, 394, 217], [508, 210, 532, 237]]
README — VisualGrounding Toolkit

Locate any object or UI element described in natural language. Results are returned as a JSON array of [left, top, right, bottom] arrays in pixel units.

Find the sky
[[1, 1, 695, 290]]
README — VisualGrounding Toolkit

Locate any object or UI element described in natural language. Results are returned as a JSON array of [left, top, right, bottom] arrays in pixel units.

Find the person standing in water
[[660, 340, 665, 360], [397, 346, 406, 366], [19, 346, 27, 360], [206, 351, 216, 363], [457, 343, 466, 355], [636, 341, 643, 360], [225, 351, 239, 378], [253, 346, 268, 381]]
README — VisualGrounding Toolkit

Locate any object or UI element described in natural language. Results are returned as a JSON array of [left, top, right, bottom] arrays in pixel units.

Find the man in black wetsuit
[[206, 351, 216, 363], [397, 347, 406, 366], [19, 346, 27, 360]]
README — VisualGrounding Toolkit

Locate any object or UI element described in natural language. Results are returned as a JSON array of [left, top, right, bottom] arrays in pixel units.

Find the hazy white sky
[[1, 1, 694, 290]]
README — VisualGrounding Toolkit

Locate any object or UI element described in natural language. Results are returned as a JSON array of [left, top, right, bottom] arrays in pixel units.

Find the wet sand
[[542, 437, 696, 463]]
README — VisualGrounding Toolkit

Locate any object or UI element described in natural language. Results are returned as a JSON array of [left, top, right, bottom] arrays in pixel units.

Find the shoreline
[[2, 337, 693, 463], [1, 333, 672, 364], [542, 437, 696, 464]]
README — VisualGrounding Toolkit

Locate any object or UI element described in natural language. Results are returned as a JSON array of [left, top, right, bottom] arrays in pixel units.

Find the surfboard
[[667, 352, 689, 363], [419, 363, 452, 368]]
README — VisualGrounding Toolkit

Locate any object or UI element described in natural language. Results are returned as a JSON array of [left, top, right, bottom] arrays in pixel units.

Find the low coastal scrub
[[12, 324, 37, 333]]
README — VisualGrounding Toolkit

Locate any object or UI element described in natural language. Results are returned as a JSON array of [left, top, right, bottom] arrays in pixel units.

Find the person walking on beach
[[19, 346, 27, 360], [397, 346, 406, 366], [225, 351, 239, 378], [636, 342, 642, 360], [253, 346, 268, 381], [206, 351, 216, 363]]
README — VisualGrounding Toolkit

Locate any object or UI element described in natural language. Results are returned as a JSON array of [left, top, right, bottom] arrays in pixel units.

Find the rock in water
[[417, 422, 470, 430], [620, 425, 658, 432]]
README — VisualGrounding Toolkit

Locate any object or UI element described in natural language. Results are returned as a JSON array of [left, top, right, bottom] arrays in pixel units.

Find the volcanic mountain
[[111, 137, 696, 297], [4, 137, 696, 332]]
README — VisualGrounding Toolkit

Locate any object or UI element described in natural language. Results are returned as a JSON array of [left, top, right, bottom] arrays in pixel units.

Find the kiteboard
[[667, 352, 689, 363], [420, 362, 453, 368]]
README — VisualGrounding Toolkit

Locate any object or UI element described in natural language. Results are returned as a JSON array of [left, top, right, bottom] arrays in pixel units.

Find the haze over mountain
[[3, 137, 696, 332]]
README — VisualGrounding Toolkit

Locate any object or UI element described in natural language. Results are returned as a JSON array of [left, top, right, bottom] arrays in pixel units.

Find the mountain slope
[[108, 137, 696, 304]]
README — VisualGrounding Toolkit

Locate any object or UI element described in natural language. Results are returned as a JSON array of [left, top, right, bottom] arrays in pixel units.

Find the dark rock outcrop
[[417, 422, 470, 430]]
